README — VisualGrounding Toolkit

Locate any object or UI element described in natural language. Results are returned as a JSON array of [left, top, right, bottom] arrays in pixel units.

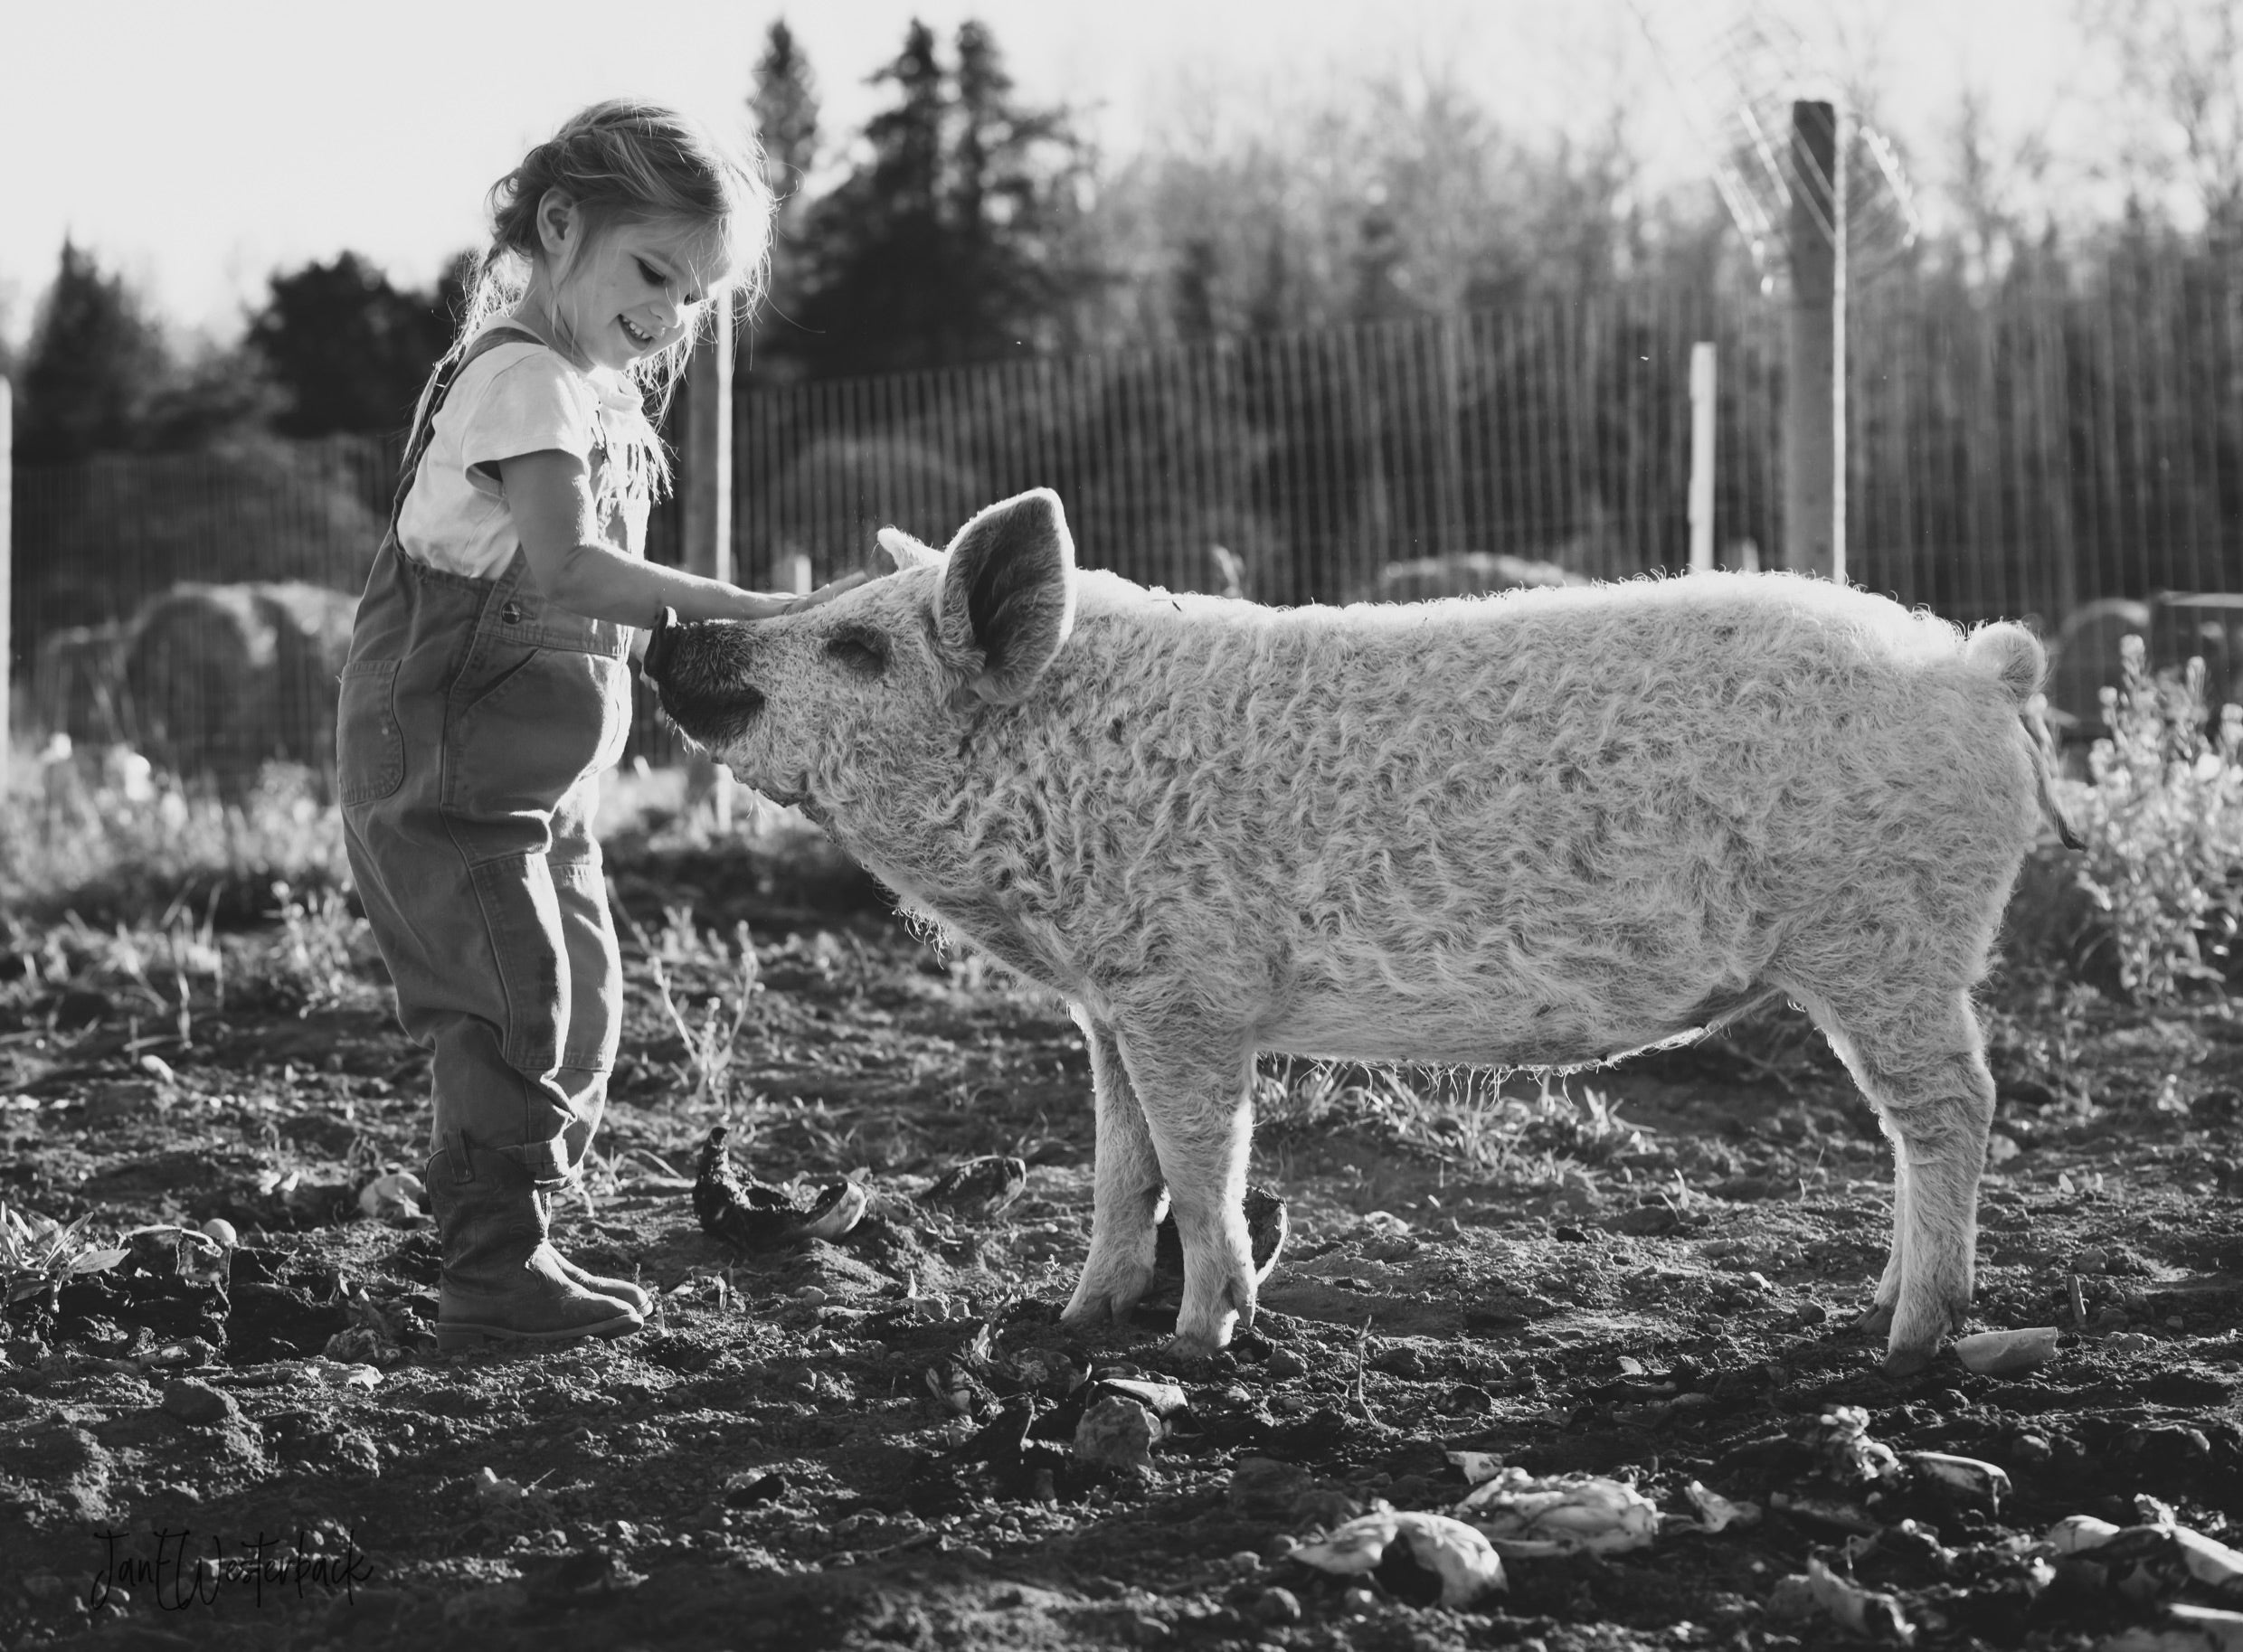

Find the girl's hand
[[725, 570, 873, 621]]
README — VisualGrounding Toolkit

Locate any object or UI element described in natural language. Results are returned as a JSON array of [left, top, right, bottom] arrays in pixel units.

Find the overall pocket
[[447, 645, 618, 822], [336, 658, 403, 806]]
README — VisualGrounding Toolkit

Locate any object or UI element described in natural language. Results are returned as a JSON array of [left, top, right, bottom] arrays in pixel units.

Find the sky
[[0, 0, 2105, 352]]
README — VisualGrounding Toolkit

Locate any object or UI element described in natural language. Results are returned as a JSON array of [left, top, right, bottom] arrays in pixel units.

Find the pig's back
[[999, 571, 2040, 1060]]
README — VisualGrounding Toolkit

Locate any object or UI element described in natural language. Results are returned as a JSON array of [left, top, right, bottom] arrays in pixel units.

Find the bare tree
[[1943, 82, 2056, 283], [1091, 62, 1662, 343], [2082, 0, 2243, 240]]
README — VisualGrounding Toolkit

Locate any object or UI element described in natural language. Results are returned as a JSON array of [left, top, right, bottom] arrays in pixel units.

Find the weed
[[655, 902, 713, 968], [116, 891, 226, 1047], [0, 753, 348, 927], [627, 905, 762, 1103], [1, 1203, 125, 1306], [1253, 1060, 1641, 1181], [266, 880, 366, 1015], [2068, 637, 2243, 1003]]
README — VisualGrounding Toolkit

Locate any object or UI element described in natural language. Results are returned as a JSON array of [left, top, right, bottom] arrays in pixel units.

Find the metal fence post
[[1689, 343, 1717, 573]]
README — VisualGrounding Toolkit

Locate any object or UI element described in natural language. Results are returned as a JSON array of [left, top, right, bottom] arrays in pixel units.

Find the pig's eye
[[825, 626, 888, 678]]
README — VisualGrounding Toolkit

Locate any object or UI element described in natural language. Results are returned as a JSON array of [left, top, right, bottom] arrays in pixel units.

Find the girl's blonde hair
[[418, 99, 773, 505]]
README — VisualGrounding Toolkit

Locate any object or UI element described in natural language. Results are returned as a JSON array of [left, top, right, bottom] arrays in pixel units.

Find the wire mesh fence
[[736, 263, 2243, 627], [738, 289, 1771, 606], [10, 254, 2243, 786]]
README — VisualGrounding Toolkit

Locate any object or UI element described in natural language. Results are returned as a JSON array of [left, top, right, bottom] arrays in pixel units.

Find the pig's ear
[[877, 526, 942, 571], [937, 489, 1077, 705]]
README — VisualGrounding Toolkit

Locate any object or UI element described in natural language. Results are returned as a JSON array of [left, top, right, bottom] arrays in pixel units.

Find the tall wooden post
[[1784, 99, 1844, 581], [681, 314, 734, 829], [1, 378, 13, 798]]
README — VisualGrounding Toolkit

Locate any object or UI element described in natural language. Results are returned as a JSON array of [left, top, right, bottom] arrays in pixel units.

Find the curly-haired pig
[[644, 488, 2071, 1374]]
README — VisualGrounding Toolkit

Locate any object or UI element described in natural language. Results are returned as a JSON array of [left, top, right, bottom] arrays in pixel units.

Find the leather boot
[[537, 1185, 654, 1316], [427, 1144, 642, 1351]]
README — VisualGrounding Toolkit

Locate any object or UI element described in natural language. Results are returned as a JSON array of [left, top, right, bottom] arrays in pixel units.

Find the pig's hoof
[[1854, 1301, 1897, 1336], [1165, 1286, 1248, 1361], [1161, 1327, 1230, 1362], [1061, 1275, 1150, 1333], [1879, 1344, 1936, 1380], [1058, 1302, 1125, 1334]]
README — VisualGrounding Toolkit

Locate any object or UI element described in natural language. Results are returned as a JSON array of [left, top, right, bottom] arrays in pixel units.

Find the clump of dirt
[[0, 848, 2238, 1651]]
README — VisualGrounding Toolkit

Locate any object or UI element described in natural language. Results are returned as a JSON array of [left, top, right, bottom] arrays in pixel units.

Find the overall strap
[[383, 325, 547, 543]]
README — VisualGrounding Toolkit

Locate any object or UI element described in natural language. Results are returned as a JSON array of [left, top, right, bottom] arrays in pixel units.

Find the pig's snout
[[641, 609, 768, 750]]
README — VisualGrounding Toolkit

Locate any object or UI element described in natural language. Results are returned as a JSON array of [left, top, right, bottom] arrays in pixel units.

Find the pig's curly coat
[[652, 492, 2056, 1368]]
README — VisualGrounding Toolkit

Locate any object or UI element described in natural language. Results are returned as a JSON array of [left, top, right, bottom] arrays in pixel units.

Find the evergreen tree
[[749, 18, 824, 369], [0, 291, 19, 388], [246, 251, 452, 438], [139, 340, 283, 450], [16, 240, 169, 463], [951, 20, 1095, 351], [752, 19, 820, 203], [792, 18, 1095, 376]]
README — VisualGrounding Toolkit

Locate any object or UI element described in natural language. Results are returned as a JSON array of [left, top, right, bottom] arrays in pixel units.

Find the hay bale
[[1372, 552, 1581, 604], [2149, 592, 2243, 710], [119, 581, 357, 789], [32, 622, 129, 747], [761, 435, 985, 576], [2046, 598, 2150, 741], [250, 581, 358, 776]]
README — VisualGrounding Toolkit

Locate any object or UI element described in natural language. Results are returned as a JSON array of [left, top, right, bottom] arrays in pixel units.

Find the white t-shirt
[[395, 331, 655, 579]]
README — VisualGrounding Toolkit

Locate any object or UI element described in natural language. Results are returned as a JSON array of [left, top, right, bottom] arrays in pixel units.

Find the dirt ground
[[2, 824, 2240, 1652]]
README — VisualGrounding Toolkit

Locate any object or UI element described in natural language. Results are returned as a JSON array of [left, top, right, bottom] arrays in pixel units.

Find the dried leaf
[[1905, 1450, 2012, 1511], [1292, 1510, 1507, 1607], [1769, 1557, 1916, 1643], [1446, 1450, 1504, 1487], [1455, 1469, 1660, 1555], [1683, 1480, 1761, 1534]]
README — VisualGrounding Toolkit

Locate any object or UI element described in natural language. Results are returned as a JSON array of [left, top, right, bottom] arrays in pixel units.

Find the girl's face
[[533, 195, 731, 373]]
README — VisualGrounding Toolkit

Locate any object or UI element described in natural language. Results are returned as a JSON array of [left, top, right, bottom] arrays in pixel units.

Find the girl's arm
[[498, 448, 853, 626]]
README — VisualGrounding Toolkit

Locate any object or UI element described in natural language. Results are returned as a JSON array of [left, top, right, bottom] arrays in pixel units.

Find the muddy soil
[[2, 835, 2240, 1652]]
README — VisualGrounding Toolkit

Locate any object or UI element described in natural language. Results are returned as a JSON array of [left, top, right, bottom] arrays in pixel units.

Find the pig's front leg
[[1060, 1009, 1166, 1332], [1114, 1024, 1258, 1357]]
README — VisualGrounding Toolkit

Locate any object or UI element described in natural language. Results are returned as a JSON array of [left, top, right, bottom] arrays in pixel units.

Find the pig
[[644, 488, 2069, 1374]]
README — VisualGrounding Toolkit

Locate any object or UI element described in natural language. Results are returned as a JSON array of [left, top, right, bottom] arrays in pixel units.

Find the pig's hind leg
[[1060, 1011, 1167, 1333], [1793, 982, 1995, 1376], [1111, 1024, 1259, 1357]]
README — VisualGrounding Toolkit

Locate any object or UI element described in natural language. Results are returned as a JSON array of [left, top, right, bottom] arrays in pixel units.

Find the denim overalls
[[337, 326, 635, 1187]]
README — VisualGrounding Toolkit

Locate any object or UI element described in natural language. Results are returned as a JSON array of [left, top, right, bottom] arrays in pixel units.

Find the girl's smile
[[523, 196, 733, 373]]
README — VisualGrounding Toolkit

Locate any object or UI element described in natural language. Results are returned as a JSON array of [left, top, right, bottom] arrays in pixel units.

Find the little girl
[[338, 100, 840, 1350]]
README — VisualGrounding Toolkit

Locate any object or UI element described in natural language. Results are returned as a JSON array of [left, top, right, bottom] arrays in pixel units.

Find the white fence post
[[1688, 343, 1716, 573], [1831, 103, 1849, 586]]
